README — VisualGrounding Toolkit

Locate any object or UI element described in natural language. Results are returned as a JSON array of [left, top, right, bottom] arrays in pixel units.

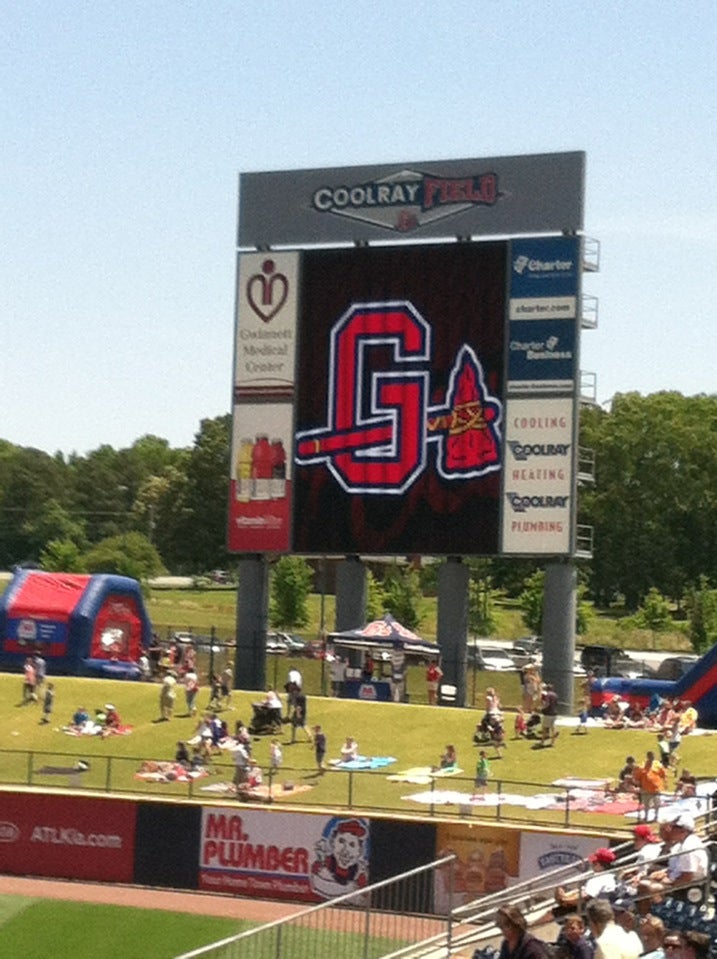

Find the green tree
[[0, 444, 69, 566], [380, 564, 422, 630], [519, 569, 591, 635], [161, 416, 231, 572], [467, 558, 497, 636], [365, 570, 383, 621], [269, 556, 313, 630], [83, 532, 166, 581], [580, 393, 717, 608], [686, 579, 717, 653], [40, 539, 84, 572]]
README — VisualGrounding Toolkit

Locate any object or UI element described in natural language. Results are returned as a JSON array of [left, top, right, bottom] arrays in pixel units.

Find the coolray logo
[[512, 256, 574, 275], [311, 169, 499, 233], [507, 441, 571, 461], [506, 492, 569, 512], [295, 302, 502, 495], [0, 821, 19, 842]]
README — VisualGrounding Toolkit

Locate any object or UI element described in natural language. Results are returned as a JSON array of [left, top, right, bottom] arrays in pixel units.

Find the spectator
[[290, 689, 312, 743], [584, 898, 640, 959], [340, 736, 359, 763], [637, 915, 665, 959], [22, 657, 38, 704], [40, 682, 55, 725], [329, 655, 347, 697], [495, 904, 550, 959], [184, 670, 200, 717], [612, 898, 642, 956], [314, 725, 327, 773], [633, 750, 666, 822], [159, 674, 177, 721], [232, 741, 250, 793], [175, 741, 190, 767], [270, 739, 283, 773], [637, 813, 708, 907], [439, 744, 457, 769], [554, 847, 617, 915], [674, 768, 697, 798], [221, 661, 234, 709], [555, 914, 594, 959], [473, 750, 490, 796], [514, 707, 527, 739], [540, 683, 559, 747], [426, 660, 443, 705], [675, 931, 710, 959], [361, 653, 375, 682]]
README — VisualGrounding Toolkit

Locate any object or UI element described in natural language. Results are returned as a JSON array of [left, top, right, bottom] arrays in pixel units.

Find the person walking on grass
[[473, 750, 490, 797], [314, 725, 327, 774], [40, 682, 54, 725]]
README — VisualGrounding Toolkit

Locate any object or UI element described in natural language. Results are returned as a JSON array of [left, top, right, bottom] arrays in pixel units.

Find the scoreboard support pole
[[436, 556, 469, 706], [541, 561, 577, 715], [235, 554, 269, 693]]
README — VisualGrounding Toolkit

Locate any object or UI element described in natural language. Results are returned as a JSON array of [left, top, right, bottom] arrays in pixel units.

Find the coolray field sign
[[229, 152, 588, 557]]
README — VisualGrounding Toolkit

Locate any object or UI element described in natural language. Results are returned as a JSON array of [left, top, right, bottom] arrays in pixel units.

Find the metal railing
[[0, 746, 682, 832], [173, 854, 457, 959]]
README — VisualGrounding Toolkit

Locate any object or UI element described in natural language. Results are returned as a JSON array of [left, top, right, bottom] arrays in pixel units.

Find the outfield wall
[[0, 790, 605, 913]]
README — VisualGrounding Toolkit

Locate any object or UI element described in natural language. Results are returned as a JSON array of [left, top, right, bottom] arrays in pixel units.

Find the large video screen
[[228, 235, 579, 557]]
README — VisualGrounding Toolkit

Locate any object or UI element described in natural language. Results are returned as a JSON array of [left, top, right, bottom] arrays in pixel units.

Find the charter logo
[[312, 169, 499, 233], [512, 255, 574, 275]]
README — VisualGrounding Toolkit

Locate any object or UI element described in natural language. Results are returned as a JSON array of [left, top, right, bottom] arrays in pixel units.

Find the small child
[[40, 682, 54, 725], [576, 696, 589, 735], [473, 750, 490, 796], [270, 739, 283, 771], [514, 707, 527, 739]]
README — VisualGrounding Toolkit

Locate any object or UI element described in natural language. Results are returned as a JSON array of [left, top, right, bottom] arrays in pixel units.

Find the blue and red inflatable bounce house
[[0, 570, 152, 679]]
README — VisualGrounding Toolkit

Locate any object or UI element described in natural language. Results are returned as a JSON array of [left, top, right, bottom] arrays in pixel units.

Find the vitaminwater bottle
[[270, 439, 286, 499], [236, 438, 253, 502], [251, 435, 272, 500]]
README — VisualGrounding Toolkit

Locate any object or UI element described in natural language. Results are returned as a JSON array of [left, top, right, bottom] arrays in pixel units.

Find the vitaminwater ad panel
[[292, 242, 506, 556], [500, 398, 574, 555], [228, 252, 299, 552]]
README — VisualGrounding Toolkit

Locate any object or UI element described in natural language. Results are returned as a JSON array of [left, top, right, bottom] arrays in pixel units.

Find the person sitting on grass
[[340, 736, 359, 763], [439, 744, 457, 770]]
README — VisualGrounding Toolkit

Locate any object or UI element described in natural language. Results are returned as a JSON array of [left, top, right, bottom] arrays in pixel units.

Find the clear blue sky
[[3, 1, 715, 456]]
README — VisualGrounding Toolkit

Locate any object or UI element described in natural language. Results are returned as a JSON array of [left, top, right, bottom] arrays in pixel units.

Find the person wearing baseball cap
[[637, 811, 708, 907], [553, 847, 617, 915], [633, 823, 662, 868]]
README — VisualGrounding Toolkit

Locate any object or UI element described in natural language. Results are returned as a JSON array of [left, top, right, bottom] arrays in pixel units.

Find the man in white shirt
[[637, 812, 708, 906], [585, 898, 641, 959]]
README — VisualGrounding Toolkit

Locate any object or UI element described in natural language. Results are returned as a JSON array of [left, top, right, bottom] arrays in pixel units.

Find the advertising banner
[[0, 793, 136, 882], [501, 397, 574, 554], [518, 832, 602, 882], [433, 821, 520, 913], [239, 152, 585, 246], [506, 319, 577, 394], [229, 251, 299, 553], [199, 807, 371, 902]]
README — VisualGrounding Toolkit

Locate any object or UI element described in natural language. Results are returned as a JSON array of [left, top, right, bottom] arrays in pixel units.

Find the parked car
[[579, 644, 653, 678], [467, 643, 516, 671], [266, 632, 310, 656], [513, 636, 542, 656], [507, 646, 539, 669], [655, 655, 699, 681]]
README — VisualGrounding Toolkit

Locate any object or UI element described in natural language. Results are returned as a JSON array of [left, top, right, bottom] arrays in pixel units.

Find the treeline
[[2, 393, 717, 615]]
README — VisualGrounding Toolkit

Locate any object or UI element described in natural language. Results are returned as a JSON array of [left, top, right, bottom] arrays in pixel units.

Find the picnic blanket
[[134, 762, 209, 784], [63, 723, 133, 737], [329, 755, 396, 771], [200, 781, 314, 801], [387, 766, 464, 785]]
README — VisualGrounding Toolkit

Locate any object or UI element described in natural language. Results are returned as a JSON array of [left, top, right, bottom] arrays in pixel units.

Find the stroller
[[473, 712, 505, 747], [248, 702, 283, 736]]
